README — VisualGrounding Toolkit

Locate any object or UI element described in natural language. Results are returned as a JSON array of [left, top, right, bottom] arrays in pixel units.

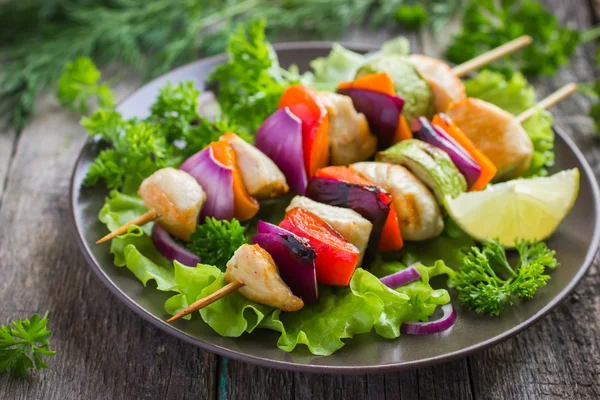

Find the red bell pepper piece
[[315, 166, 403, 251], [280, 208, 359, 286], [279, 85, 329, 177], [316, 165, 374, 186]]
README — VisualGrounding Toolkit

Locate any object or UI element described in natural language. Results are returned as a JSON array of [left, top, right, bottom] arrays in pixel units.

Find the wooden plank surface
[[0, 124, 16, 203], [0, 89, 218, 400], [0, 0, 599, 399], [467, 1, 600, 399]]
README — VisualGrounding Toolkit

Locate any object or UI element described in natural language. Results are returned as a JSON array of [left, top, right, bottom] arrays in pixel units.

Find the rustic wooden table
[[1, 0, 599, 399]]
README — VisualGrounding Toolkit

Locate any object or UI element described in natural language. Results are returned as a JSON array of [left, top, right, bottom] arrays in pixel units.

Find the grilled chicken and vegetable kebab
[[90, 28, 578, 355]]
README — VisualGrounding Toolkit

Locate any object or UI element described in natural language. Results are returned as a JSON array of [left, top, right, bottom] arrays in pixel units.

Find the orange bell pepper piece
[[393, 114, 413, 143], [210, 139, 259, 221], [338, 72, 396, 96], [432, 114, 497, 191], [315, 166, 403, 251], [279, 85, 329, 177], [377, 204, 403, 251]]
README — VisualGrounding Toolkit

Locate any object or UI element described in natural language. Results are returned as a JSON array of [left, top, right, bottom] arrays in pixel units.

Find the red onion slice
[[401, 304, 457, 335], [255, 107, 308, 194], [256, 220, 294, 236], [380, 266, 422, 289], [180, 146, 235, 220], [337, 87, 405, 148], [412, 117, 481, 188], [151, 224, 200, 266], [306, 177, 390, 265], [252, 232, 318, 305]]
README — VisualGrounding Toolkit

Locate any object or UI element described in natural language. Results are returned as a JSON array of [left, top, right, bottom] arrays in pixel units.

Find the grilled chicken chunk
[[407, 55, 466, 113], [286, 195, 372, 265], [318, 92, 377, 166], [445, 98, 533, 180], [351, 162, 443, 241], [138, 168, 206, 241], [221, 132, 289, 199], [224, 244, 304, 312]]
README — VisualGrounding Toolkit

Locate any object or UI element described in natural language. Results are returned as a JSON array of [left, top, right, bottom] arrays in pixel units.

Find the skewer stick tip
[[451, 35, 534, 77], [95, 209, 159, 244], [515, 83, 578, 124], [167, 280, 244, 323]]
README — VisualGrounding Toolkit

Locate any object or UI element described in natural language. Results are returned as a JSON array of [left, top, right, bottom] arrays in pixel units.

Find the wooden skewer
[[167, 280, 245, 323], [96, 209, 159, 244], [515, 83, 578, 124], [451, 35, 533, 78]]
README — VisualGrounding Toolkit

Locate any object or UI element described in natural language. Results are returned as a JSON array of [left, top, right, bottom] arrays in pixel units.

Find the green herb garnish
[[0, 313, 56, 378], [56, 57, 115, 114], [395, 5, 429, 29], [83, 111, 169, 192], [188, 218, 248, 270], [453, 239, 558, 316], [447, 0, 582, 76], [209, 19, 297, 136]]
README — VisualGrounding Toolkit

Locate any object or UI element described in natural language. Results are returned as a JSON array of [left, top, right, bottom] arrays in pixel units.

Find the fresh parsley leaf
[[56, 57, 115, 114], [150, 81, 200, 143], [188, 218, 248, 270], [148, 81, 248, 157], [81, 108, 125, 143], [83, 112, 169, 193], [0, 313, 56, 378], [447, 0, 581, 76], [209, 19, 297, 135], [453, 239, 557, 316], [183, 118, 248, 158], [395, 5, 428, 29], [580, 80, 600, 134]]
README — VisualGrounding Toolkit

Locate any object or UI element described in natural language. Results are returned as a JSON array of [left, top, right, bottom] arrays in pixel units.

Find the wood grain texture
[[0, 124, 16, 204], [467, 1, 600, 399], [0, 0, 599, 399], [0, 89, 218, 400]]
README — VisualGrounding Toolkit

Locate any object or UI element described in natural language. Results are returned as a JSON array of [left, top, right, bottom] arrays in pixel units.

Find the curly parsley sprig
[[60, 56, 243, 192], [453, 239, 558, 316], [188, 218, 248, 270], [56, 58, 115, 114], [0, 313, 56, 378], [209, 18, 298, 135]]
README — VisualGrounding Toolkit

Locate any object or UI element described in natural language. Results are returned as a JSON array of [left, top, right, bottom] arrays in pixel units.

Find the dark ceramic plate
[[70, 43, 600, 373]]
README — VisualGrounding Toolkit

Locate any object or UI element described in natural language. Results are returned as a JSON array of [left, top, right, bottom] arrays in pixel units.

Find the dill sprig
[[0, 0, 463, 131]]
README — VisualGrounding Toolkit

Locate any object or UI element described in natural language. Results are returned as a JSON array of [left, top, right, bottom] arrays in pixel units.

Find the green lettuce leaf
[[465, 70, 555, 177], [164, 261, 220, 321], [260, 267, 452, 356], [165, 262, 271, 335], [302, 37, 411, 91], [199, 273, 272, 336], [99, 191, 454, 356], [99, 191, 177, 291], [521, 109, 555, 177], [465, 70, 535, 115]]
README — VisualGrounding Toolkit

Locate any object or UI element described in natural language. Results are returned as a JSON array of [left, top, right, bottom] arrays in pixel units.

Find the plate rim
[[69, 41, 600, 374]]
